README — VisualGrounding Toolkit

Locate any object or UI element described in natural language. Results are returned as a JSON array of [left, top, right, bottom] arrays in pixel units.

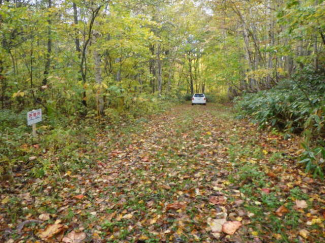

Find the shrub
[[183, 94, 193, 101], [235, 67, 325, 177]]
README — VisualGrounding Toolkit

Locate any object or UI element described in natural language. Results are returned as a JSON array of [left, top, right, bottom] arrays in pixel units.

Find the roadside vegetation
[[235, 67, 325, 178]]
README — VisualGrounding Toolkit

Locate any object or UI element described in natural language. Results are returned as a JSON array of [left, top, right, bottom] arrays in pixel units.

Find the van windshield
[[194, 94, 204, 97]]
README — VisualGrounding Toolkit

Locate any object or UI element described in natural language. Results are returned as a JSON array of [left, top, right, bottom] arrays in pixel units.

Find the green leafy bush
[[235, 67, 325, 177], [183, 94, 193, 101], [299, 144, 325, 179]]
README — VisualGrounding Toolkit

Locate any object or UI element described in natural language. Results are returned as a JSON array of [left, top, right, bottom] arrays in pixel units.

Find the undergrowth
[[0, 97, 174, 182], [235, 67, 325, 178]]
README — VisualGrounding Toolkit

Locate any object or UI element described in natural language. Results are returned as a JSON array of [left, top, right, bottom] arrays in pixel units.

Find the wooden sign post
[[27, 109, 42, 137]]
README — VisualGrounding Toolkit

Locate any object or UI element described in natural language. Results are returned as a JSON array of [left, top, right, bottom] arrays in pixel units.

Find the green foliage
[[235, 67, 325, 177], [237, 164, 265, 183], [236, 69, 324, 133], [183, 94, 193, 101], [299, 144, 325, 179], [0, 110, 30, 177]]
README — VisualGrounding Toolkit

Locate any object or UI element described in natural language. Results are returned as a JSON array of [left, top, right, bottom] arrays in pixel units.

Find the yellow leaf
[[263, 150, 268, 155], [2, 196, 10, 204], [116, 214, 123, 221], [235, 217, 242, 221], [299, 229, 309, 239], [139, 235, 149, 240], [176, 227, 183, 235], [213, 187, 223, 191], [123, 213, 133, 219], [311, 218, 322, 225], [251, 231, 259, 236]]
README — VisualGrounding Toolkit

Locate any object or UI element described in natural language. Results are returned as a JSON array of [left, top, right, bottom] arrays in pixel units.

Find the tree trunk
[[93, 33, 104, 115], [0, 60, 6, 109], [73, 2, 81, 54], [266, 0, 274, 88], [73, 2, 86, 107], [115, 58, 122, 81], [79, 6, 102, 108], [157, 44, 162, 96], [42, 0, 52, 85], [242, 26, 254, 70], [188, 53, 194, 95], [149, 44, 155, 93]]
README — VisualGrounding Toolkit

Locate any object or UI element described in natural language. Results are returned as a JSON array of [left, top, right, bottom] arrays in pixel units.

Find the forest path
[[2, 104, 324, 242], [84, 103, 322, 242]]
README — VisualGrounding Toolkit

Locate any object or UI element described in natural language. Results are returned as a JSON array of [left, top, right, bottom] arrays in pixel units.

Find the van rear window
[[194, 94, 204, 97]]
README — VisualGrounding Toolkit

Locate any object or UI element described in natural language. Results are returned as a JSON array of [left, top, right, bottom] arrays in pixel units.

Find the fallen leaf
[[166, 202, 186, 211], [261, 188, 270, 194], [211, 232, 221, 239], [213, 187, 223, 191], [38, 223, 66, 240], [209, 196, 227, 205], [142, 156, 150, 162], [275, 205, 289, 217], [299, 229, 309, 239], [116, 214, 123, 221], [207, 218, 226, 233], [39, 213, 50, 221], [295, 200, 307, 209], [62, 231, 86, 243], [235, 216, 243, 221], [266, 172, 277, 178], [1, 196, 10, 204], [222, 221, 242, 235], [139, 235, 149, 240], [74, 195, 85, 200], [123, 213, 133, 219], [310, 218, 322, 225], [162, 184, 171, 190], [235, 200, 244, 206]]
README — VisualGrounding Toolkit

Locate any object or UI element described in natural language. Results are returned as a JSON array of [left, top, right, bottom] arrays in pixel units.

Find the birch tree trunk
[[42, 0, 52, 85], [149, 45, 156, 93], [93, 33, 104, 115], [188, 53, 194, 95], [157, 44, 162, 96]]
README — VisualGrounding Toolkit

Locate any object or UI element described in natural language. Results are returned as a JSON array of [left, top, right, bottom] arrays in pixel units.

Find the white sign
[[27, 109, 42, 126]]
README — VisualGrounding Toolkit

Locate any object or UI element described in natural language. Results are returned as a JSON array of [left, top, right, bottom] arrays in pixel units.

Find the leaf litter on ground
[[1, 104, 324, 242]]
